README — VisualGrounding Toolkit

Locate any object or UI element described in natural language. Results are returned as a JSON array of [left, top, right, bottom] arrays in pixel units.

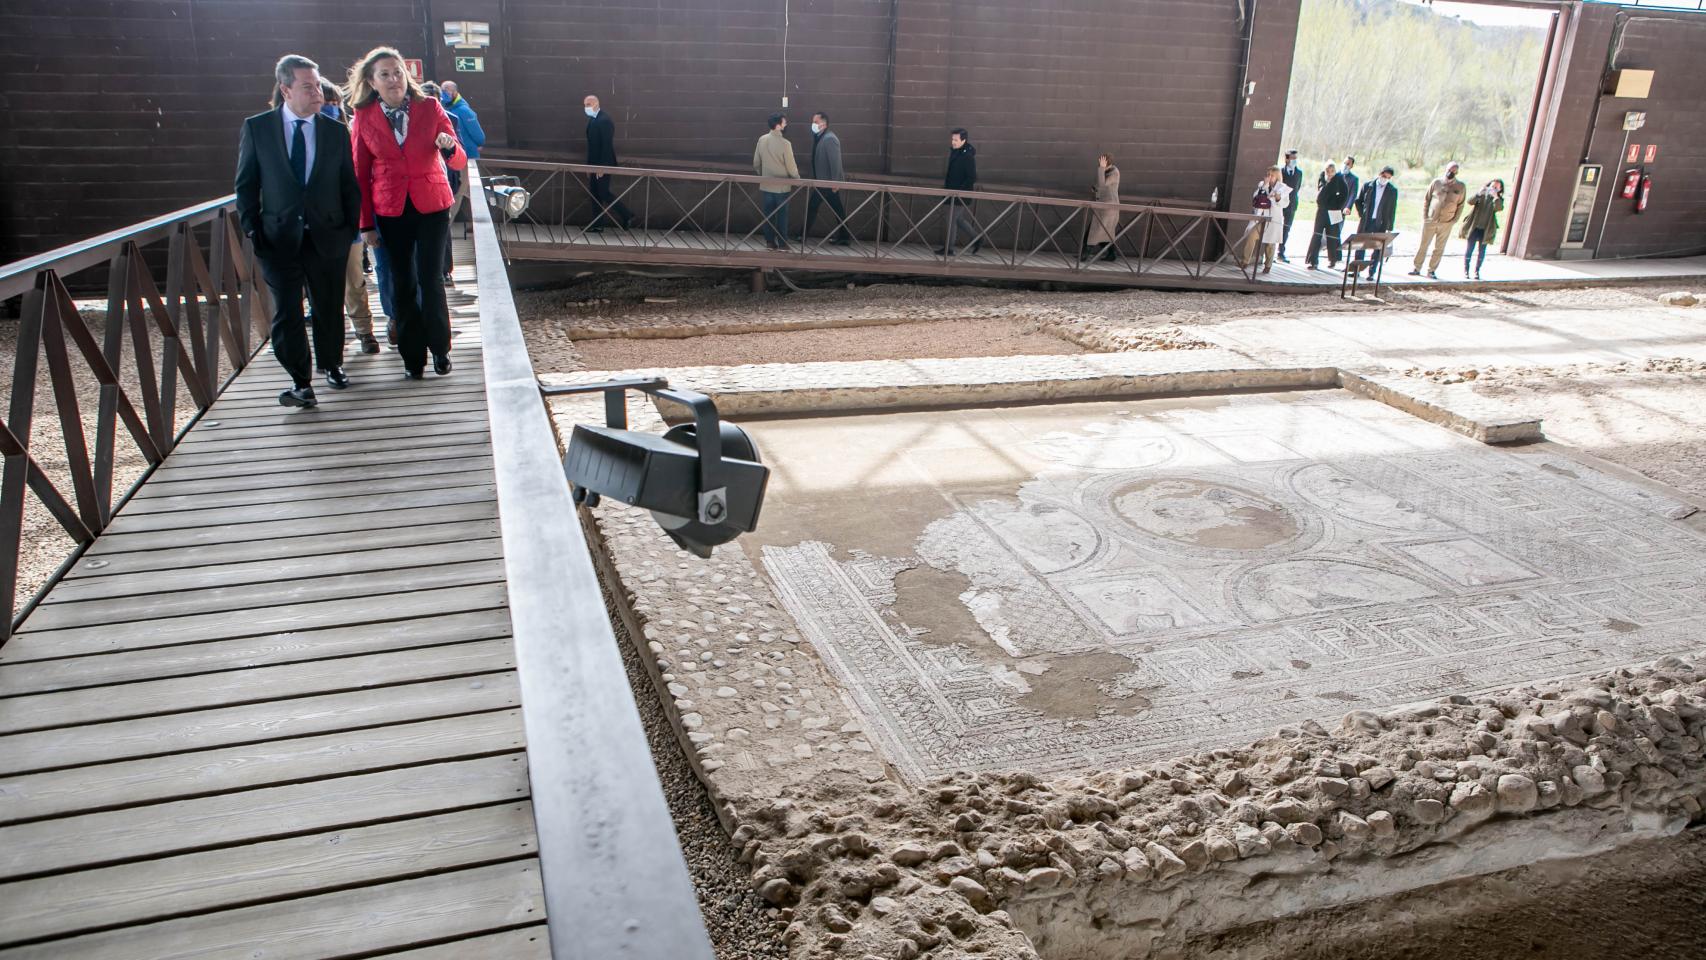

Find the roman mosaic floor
[[743, 391, 1705, 781]]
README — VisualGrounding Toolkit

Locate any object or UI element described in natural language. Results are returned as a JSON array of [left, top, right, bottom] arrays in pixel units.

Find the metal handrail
[[0, 196, 236, 302], [487, 158, 1252, 220], [481, 157, 1266, 284], [479, 146, 1215, 210], [1, 198, 269, 641], [467, 160, 718, 960]]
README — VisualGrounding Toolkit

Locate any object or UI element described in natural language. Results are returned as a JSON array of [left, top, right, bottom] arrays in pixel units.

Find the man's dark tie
[[290, 119, 308, 185]]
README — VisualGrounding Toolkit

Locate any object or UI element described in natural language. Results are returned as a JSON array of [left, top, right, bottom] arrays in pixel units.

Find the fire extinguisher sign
[[1644, 144, 1658, 163], [1627, 143, 1641, 164]]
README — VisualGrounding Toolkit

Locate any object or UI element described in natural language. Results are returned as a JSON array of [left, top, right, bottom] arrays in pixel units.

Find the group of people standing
[[235, 49, 485, 409], [1247, 150, 1506, 280]]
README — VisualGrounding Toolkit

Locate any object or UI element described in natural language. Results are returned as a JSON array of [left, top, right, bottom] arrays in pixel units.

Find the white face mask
[[584, 106, 598, 118], [811, 122, 823, 134]]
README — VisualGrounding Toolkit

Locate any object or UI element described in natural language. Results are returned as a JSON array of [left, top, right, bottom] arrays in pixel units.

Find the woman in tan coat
[[1082, 154, 1121, 262]]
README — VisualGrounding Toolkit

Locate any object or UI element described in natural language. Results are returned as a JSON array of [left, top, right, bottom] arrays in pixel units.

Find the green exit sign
[[455, 56, 484, 72]]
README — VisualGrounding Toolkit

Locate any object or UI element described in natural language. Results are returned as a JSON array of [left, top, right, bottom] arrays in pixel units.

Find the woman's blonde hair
[[346, 46, 423, 110]]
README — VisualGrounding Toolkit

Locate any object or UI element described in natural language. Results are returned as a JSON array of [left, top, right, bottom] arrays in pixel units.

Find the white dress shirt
[[1372, 180, 1388, 218], [280, 104, 317, 181]]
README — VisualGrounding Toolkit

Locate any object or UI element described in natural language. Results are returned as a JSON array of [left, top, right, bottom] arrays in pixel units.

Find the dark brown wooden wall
[[1509, 4, 1706, 260], [0, 0, 430, 261], [8, 0, 1704, 266], [3, 0, 1263, 261], [1576, 13, 1706, 259]]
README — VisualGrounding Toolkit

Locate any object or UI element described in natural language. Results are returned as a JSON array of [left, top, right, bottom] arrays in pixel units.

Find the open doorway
[[1280, 0, 1553, 278]]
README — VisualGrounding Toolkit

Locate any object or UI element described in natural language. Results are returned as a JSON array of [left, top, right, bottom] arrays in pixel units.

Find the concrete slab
[[741, 391, 1705, 781]]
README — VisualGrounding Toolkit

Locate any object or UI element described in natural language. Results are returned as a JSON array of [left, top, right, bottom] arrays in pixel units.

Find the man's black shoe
[[279, 385, 317, 408], [324, 367, 350, 390], [586, 225, 604, 234], [403, 368, 425, 380], [433, 353, 452, 376]]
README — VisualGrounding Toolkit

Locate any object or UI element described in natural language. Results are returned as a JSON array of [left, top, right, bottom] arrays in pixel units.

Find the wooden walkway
[[497, 221, 1706, 293], [0, 242, 550, 958]]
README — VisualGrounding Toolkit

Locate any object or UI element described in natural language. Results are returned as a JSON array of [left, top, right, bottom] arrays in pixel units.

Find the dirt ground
[[1195, 829, 1706, 960], [1473, 370, 1706, 502], [572, 317, 1085, 369]]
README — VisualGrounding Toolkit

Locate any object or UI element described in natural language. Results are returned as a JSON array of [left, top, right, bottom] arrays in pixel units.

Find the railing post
[[0, 279, 47, 643]]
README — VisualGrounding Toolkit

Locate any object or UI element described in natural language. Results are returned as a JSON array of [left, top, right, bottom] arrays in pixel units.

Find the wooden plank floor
[[498, 220, 1706, 292], [0, 237, 551, 958]]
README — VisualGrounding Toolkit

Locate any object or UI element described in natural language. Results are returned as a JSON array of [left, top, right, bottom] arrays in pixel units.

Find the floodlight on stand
[[545, 378, 769, 558], [482, 174, 531, 219]]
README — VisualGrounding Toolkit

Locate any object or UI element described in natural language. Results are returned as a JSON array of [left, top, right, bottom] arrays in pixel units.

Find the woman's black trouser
[[374, 199, 452, 373]]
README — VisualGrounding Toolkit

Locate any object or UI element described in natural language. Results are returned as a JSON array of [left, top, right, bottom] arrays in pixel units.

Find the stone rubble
[[708, 654, 1706, 960]]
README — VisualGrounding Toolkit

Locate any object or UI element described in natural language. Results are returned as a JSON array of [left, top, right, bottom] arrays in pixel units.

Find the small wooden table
[[1341, 232, 1399, 299]]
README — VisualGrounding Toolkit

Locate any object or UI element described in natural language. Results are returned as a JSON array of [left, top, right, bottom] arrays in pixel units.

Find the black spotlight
[[544, 378, 769, 558]]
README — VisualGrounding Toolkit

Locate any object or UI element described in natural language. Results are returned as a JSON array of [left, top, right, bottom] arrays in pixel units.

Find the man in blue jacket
[[439, 81, 486, 159]]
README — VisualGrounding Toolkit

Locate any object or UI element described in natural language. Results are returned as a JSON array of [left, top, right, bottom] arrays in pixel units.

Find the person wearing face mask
[[1410, 161, 1466, 279], [1278, 149, 1303, 262], [235, 54, 361, 408], [349, 46, 466, 381], [583, 95, 634, 232], [802, 112, 852, 246], [1304, 161, 1349, 270], [1458, 178, 1505, 281], [1353, 165, 1399, 270]]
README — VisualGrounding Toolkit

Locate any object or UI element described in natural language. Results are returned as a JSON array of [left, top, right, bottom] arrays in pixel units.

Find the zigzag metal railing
[[0, 198, 270, 641], [479, 158, 1267, 283]]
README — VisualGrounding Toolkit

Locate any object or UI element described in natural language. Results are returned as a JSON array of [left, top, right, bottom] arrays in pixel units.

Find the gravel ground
[[572, 317, 1085, 369], [600, 576, 787, 959]]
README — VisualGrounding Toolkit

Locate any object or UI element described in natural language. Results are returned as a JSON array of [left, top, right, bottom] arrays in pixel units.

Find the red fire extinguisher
[[1621, 168, 1642, 199], [1636, 174, 1652, 213]]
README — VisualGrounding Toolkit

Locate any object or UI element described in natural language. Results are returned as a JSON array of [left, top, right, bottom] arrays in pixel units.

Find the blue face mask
[[585, 106, 598, 118]]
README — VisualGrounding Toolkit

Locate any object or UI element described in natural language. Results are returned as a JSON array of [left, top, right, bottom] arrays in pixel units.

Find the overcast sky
[[1404, 0, 1555, 29]]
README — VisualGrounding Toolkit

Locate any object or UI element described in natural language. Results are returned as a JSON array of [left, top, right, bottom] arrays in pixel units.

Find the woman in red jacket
[[347, 47, 466, 378]]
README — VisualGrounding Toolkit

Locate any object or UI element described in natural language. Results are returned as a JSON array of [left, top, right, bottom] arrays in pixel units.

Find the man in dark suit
[[1278, 149, 1303, 262], [583, 95, 634, 232], [235, 54, 361, 408], [1340, 156, 1360, 221], [1304, 162, 1350, 270], [1353, 165, 1399, 269]]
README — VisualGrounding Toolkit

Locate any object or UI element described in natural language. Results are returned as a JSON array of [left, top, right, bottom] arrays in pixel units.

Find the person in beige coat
[[753, 113, 800, 250], [1082, 154, 1121, 262], [1410, 161, 1467, 278]]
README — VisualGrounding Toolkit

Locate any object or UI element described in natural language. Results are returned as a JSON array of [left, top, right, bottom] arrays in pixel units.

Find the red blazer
[[352, 96, 467, 229]]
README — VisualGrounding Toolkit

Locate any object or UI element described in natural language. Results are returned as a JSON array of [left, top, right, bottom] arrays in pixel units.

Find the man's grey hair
[[275, 54, 319, 89]]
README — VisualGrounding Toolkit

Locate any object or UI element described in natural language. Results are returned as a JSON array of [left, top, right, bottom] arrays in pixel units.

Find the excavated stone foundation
[[551, 372, 1706, 960]]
